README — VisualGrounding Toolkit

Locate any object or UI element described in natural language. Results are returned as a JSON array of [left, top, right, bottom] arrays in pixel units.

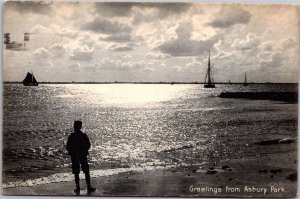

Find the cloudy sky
[[3, 1, 299, 82]]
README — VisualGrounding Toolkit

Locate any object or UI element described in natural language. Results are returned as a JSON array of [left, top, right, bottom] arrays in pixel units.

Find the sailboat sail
[[32, 75, 37, 83], [243, 73, 248, 86]]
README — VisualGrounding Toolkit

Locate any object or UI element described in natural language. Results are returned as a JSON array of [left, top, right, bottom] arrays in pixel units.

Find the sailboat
[[23, 72, 38, 86], [204, 51, 215, 88], [243, 73, 248, 86]]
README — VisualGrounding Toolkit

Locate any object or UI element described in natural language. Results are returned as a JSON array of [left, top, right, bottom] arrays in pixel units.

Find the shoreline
[[3, 153, 297, 197], [2, 166, 167, 189]]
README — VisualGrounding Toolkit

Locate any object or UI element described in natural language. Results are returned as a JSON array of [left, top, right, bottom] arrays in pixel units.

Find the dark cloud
[[151, 3, 191, 18], [81, 17, 131, 35], [112, 46, 134, 51], [159, 39, 217, 57], [159, 23, 218, 57], [94, 2, 134, 17], [260, 52, 284, 68], [176, 23, 192, 40], [5, 1, 53, 15], [132, 4, 191, 24], [94, 2, 190, 19], [209, 6, 251, 28], [100, 33, 132, 43]]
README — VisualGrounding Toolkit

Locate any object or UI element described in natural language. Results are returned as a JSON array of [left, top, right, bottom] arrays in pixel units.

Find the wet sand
[[3, 150, 297, 197]]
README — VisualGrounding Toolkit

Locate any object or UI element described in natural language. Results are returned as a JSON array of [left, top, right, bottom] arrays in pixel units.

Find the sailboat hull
[[23, 82, 38, 86], [204, 84, 215, 88]]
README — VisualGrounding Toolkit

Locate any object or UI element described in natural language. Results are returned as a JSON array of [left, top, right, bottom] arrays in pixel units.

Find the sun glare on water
[[73, 84, 190, 106]]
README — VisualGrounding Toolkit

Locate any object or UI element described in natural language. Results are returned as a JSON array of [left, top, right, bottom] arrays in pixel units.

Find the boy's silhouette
[[66, 121, 96, 195]]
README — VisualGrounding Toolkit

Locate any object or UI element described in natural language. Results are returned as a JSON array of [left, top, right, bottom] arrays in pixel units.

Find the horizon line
[[3, 81, 298, 84]]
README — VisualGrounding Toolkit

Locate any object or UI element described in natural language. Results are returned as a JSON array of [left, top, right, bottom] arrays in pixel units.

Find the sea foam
[[3, 166, 167, 189]]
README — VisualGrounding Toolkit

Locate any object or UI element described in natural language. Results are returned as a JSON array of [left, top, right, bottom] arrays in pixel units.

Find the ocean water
[[2, 84, 298, 188]]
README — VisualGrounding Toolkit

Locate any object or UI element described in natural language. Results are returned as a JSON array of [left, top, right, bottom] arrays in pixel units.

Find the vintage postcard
[[2, 1, 298, 197]]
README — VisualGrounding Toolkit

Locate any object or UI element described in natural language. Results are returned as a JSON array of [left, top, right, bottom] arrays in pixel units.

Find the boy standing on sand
[[66, 121, 96, 195]]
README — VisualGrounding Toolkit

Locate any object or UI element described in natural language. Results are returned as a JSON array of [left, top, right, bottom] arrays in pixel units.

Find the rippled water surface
[[2, 84, 298, 186]]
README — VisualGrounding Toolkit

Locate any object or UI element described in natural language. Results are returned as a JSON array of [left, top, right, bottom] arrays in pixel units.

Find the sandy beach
[[3, 147, 297, 197]]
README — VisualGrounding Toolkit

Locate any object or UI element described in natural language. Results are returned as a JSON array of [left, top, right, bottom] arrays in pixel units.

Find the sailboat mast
[[204, 50, 215, 88], [245, 73, 247, 84], [207, 50, 211, 84]]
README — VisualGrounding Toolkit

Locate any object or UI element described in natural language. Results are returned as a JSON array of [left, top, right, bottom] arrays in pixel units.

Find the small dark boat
[[204, 51, 215, 88], [23, 72, 38, 86]]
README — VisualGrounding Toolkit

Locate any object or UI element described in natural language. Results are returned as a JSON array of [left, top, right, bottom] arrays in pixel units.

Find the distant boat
[[23, 72, 38, 86], [204, 50, 215, 88], [243, 73, 248, 86]]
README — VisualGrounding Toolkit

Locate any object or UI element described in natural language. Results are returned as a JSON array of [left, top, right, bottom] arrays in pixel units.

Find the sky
[[3, 1, 299, 82]]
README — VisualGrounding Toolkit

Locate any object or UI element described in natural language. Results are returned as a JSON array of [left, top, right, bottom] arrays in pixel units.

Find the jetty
[[219, 92, 297, 103]]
